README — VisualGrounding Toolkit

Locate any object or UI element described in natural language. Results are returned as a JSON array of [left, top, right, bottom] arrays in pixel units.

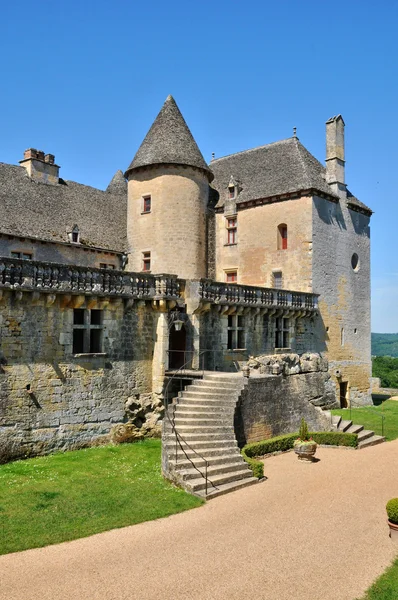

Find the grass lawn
[[357, 556, 398, 599], [0, 439, 203, 556], [331, 399, 398, 441]]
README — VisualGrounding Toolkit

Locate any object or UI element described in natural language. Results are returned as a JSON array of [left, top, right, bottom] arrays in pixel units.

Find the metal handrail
[[164, 350, 217, 497], [349, 398, 386, 437]]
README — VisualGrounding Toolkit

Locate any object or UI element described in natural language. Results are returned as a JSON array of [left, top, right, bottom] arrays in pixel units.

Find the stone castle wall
[[0, 292, 160, 458]]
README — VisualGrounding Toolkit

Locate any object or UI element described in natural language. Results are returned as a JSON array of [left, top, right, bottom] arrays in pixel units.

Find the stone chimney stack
[[325, 115, 345, 194], [19, 148, 60, 184]]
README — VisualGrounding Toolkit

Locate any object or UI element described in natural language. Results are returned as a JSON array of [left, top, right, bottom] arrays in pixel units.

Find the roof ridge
[[294, 138, 313, 189], [211, 138, 295, 163]]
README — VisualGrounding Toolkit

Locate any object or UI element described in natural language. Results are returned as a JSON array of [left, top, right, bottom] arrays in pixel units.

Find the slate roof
[[125, 95, 213, 180], [0, 163, 127, 251], [346, 190, 373, 215], [211, 137, 338, 208]]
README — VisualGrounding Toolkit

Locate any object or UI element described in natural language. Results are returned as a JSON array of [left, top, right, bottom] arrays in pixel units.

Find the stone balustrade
[[199, 279, 318, 311], [0, 258, 182, 301]]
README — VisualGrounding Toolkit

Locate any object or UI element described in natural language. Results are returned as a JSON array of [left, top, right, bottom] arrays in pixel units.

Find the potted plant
[[386, 499, 398, 540], [293, 418, 317, 462]]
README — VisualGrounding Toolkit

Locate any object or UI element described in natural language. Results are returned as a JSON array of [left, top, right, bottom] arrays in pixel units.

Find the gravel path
[[1, 441, 398, 600]]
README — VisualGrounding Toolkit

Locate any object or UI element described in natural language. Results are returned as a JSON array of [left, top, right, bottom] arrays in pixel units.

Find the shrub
[[241, 430, 358, 477], [386, 498, 398, 524], [298, 418, 310, 441]]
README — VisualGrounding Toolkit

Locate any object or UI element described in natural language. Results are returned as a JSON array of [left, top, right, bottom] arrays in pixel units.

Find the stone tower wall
[[127, 166, 208, 279], [311, 195, 371, 405]]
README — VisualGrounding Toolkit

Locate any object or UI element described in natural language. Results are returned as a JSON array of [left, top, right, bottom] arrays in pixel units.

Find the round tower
[[124, 95, 213, 280]]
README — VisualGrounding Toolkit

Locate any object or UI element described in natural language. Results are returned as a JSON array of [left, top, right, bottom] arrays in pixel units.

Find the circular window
[[351, 253, 359, 271]]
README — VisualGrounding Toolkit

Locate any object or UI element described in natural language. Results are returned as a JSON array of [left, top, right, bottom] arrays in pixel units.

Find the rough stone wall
[[215, 196, 313, 290], [235, 353, 334, 446], [127, 166, 209, 279], [0, 235, 120, 269], [311, 195, 371, 405], [0, 292, 159, 457]]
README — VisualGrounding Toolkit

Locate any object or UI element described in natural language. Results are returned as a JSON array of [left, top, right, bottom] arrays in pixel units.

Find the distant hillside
[[372, 333, 398, 357]]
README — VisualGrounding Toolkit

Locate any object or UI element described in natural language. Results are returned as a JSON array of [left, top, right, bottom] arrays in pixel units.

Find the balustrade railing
[[0, 258, 182, 300], [199, 279, 318, 310]]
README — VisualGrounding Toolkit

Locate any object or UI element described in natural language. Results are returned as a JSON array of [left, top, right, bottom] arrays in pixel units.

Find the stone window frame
[[142, 195, 152, 214], [225, 269, 238, 283], [225, 215, 237, 245], [69, 224, 80, 244], [10, 251, 33, 260], [227, 314, 245, 350], [275, 316, 290, 350], [277, 223, 288, 250], [142, 251, 151, 272], [272, 269, 283, 289], [72, 308, 104, 355]]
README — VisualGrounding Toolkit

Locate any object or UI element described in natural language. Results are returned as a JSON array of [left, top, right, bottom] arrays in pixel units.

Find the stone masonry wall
[[0, 292, 159, 458], [235, 353, 335, 446]]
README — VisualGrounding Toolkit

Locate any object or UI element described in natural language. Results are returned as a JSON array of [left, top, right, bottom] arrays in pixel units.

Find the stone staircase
[[162, 372, 258, 499], [331, 415, 385, 448]]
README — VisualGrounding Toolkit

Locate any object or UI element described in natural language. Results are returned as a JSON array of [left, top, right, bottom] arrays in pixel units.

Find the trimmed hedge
[[386, 498, 398, 524], [242, 430, 358, 478]]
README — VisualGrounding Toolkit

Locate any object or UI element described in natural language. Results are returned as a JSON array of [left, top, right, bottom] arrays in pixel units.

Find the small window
[[275, 317, 290, 349], [142, 251, 151, 272], [278, 224, 288, 250], [73, 309, 103, 354], [99, 263, 116, 269], [226, 216, 237, 245], [225, 270, 237, 283], [273, 271, 283, 289], [71, 225, 80, 244], [10, 252, 33, 260], [351, 253, 359, 271], [227, 315, 245, 350], [341, 327, 345, 346], [142, 196, 151, 213], [228, 186, 236, 199]]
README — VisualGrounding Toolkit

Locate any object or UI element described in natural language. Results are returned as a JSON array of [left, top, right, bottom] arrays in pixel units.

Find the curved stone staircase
[[162, 372, 258, 499], [331, 415, 385, 448]]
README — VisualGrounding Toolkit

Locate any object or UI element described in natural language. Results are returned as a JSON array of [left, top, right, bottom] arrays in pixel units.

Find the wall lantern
[[173, 319, 184, 332]]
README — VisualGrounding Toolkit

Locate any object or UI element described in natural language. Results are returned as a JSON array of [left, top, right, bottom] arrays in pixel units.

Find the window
[[10, 252, 32, 260], [70, 225, 80, 244], [226, 216, 237, 245], [225, 270, 238, 283], [142, 251, 151, 272], [275, 317, 290, 349], [99, 263, 115, 269], [73, 309, 103, 354], [227, 315, 245, 350], [273, 271, 283, 289], [278, 224, 288, 250], [228, 186, 236, 199], [351, 253, 359, 271], [142, 196, 151, 213]]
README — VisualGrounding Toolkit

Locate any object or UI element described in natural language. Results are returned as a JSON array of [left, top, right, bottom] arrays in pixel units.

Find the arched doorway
[[169, 324, 187, 369]]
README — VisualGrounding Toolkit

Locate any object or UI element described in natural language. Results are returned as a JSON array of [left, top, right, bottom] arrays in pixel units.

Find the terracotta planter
[[388, 520, 398, 540], [294, 440, 317, 462]]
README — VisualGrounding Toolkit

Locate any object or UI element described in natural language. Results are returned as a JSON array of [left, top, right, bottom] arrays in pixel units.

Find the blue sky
[[0, 0, 397, 331]]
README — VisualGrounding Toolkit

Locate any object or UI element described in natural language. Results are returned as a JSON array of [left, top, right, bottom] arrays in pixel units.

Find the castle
[[0, 96, 372, 486]]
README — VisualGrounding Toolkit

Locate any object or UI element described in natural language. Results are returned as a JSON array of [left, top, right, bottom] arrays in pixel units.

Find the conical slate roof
[[106, 169, 127, 194], [125, 95, 213, 180]]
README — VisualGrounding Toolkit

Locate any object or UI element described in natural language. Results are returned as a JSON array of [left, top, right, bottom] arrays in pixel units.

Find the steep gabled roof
[[0, 163, 127, 251], [125, 95, 213, 180], [106, 169, 127, 194], [211, 137, 338, 208]]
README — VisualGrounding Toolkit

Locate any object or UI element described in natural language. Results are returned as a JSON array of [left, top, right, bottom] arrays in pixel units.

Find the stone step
[[357, 429, 375, 443], [346, 424, 364, 434], [164, 431, 237, 442], [358, 435, 386, 449], [166, 445, 240, 460], [175, 458, 246, 477], [174, 411, 235, 422], [202, 476, 259, 499], [176, 396, 236, 406], [174, 417, 232, 427], [180, 390, 237, 400], [164, 439, 238, 453], [331, 415, 341, 428], [192, 380, 243, 390], [338, 419, 353, 432], [187, 468, 253, 493], [174, 404, 235, 415], [203, 372, 243, 381]]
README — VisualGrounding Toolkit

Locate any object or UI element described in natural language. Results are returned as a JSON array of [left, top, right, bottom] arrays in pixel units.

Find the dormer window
[[70, 225, 80, 244], [227, 175, 238, 200]]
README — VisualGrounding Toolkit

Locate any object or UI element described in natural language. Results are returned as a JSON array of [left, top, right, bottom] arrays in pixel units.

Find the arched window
[[278, 224, 288, 250]]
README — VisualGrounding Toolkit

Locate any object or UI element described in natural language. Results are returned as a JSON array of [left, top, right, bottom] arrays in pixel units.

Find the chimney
[[325, 115, 345, 194], [19, 148, 60, 184]]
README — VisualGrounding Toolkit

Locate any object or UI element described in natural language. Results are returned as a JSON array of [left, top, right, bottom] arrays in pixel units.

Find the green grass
[[331, 399, 398, 441], [0, 439, 203, 555], [357, 557, 398, 599]]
